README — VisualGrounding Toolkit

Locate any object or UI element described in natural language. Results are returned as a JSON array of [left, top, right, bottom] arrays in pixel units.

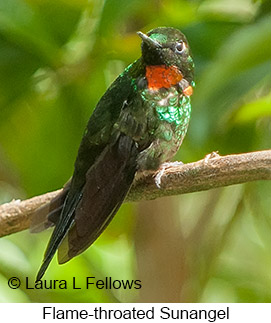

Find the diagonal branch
[[0, 150, 271, 238]]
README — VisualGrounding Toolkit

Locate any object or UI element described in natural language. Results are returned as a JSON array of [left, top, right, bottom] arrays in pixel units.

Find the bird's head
[[138, 27, 194, 84]]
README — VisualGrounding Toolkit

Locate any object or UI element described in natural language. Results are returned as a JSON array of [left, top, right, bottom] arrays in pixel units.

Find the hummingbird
[[31, 27, 194, 280]]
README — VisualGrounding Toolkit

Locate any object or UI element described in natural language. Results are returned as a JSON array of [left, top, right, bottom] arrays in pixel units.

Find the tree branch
[[1, 150, 271, 238]]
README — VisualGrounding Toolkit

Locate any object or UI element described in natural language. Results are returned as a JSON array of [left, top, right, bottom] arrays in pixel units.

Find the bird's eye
[[175, 42, 185, 54]]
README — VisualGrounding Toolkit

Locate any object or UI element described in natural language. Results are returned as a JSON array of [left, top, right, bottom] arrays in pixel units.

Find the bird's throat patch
[[146, 65, 183, 91]]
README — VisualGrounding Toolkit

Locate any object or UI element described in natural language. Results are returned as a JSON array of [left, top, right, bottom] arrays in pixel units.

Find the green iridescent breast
[[141, 87, 191, 139]]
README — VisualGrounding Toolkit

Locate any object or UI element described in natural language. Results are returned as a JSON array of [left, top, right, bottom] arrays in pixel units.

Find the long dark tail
[[36, 134, 138, 280], [30, 181, 70, 233]]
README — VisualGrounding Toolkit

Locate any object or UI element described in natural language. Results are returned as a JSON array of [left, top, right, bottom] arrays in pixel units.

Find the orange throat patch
[[146, 65, 183, 91]]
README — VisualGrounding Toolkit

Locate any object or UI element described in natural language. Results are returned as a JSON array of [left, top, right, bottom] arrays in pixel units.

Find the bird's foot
[[154, 161, 184, 188], [203, 151, 220, 165]]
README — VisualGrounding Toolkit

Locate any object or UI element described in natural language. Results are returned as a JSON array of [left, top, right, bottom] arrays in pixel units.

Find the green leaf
[[234, 93, 271, 123]]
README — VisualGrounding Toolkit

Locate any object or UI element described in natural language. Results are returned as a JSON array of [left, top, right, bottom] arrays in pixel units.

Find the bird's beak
[[137, 31, 162, 48]]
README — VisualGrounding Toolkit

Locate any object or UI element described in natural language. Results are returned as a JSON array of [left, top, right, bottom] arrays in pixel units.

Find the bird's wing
[[35, 65, 141, 280], [57, 134, 138, 263]]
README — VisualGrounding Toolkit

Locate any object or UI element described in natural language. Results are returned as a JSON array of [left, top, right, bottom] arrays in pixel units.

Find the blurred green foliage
[[0, 0, 270, 302]]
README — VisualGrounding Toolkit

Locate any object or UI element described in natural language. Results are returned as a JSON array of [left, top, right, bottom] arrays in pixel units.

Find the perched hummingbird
[[32, 27, 194, 280]]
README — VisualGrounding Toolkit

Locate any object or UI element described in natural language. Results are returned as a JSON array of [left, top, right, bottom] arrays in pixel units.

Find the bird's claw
[[203, 151, 220, 165], [154, 161, 184, 188]]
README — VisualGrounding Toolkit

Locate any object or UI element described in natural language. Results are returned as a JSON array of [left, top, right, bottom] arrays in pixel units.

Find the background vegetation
[[0, 0, 270, 302]]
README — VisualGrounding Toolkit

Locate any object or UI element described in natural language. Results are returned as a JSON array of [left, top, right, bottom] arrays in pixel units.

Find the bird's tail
[[30, 181, 71, 233]]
